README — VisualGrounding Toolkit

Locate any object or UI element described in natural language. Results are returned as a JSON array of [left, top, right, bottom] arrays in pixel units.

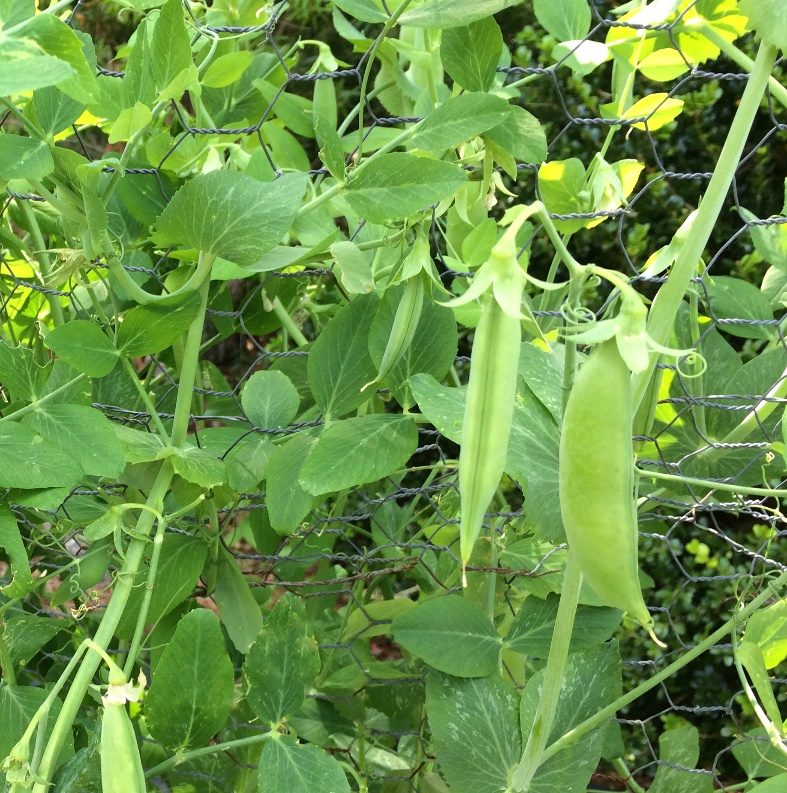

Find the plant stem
[[0, 629, 16, 684], [633, 43, 778, 412], [611, 757, 646, 793], [120, 358, 170, 440], [272, 297, 308, 346], [512, 552, 582, 792], [638, 468, 787, 499], [539, 568, 787, 765], [0, 374, 87, 424]]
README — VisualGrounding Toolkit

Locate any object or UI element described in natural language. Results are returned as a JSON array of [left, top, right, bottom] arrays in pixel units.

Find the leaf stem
[[638, 468, 787, 498], [0, 374, 87, 424]]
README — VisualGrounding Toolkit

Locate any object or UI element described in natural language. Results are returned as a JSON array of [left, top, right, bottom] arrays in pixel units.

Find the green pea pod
[[559, 339, 654, 633], [459, 291, 521, 571], [100, 691, 146, 793], [363, 276, 424, 391]]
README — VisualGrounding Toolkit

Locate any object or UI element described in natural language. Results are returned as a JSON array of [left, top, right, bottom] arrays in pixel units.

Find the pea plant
[[1, 0, 787, 791]]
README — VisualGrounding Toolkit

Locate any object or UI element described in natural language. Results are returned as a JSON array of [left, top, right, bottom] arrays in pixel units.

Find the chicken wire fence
[[1, 0, 786, 790]]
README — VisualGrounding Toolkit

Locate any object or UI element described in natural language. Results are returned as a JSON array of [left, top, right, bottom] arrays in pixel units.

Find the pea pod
[[558, 339, 653, 631], [458, 289, 521, 569], [100, 685, 146, 793]]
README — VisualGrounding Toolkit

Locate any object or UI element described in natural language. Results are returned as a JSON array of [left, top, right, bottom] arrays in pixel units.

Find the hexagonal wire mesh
[[1, 0, 786, 790]]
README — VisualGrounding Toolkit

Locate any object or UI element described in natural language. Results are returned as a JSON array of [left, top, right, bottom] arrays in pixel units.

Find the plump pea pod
[[363, 276, 424, 391], [100, 686, 146, 793], [559, 339, 655, 633], [459, 292, 521, 570]]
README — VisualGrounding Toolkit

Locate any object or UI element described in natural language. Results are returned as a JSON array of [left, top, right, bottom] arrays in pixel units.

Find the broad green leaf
[[368, 286, 458, 409], [116, 291, 202, 357], [330, 0, 387, 24], [82, 507, 123, 542], [413, 93, 511, 153], [426, 671, 520, 793], [0, 340, 50, 402], [44, 320, 118, 377], [533, 0, 591, 41], [732, 727, 786, 779], [299, 414, 418, 495], [145, 609, 235, 751], [639, 48, 691, 81], [214, 546, 264, 654], [266, 429, 322, 535], [225, 434, 274, 492], [739, 0, 787, 52], [0, 134, 53, 179], [0, 686, 71, 769], [330, 240, 375, 295], [153, 171, 308, 266], [12, 14, 98, 102], [392, 595, 501, 677], [400, 0, 520, 29], [519, 643, 622, 793], [150, 0, 191, 95], [122, 17, 154, 108], [24, 404, 125, 479], [519, 342, 564, 422], [552, 39, 610, 77], [537, 158, 588, 233], [483, 105, 548, 164], [171, 445, 227, 488], [440, 18, 503, 93], [314, 113, 345, 181], [505, 595, 621, 658], [258, 736, 350, 793], [3, 613, 65, 669], [108, 100, 152, 144], [649, 725, 714, 793], [704, 275, 775, 340], [623, 93, 684, 131], [744, 598, 787, 669], [113, 424, 167, 463], [201, 50, 252, 88], [241, 369, 300, 429], [31, 85, 85, 137], [345, 154, 467, 224], [342, 598, 416, 641], [244, 594, 320, 725], [115, 533, 208, 638], [749, 775, 787, 792], [0, 46, 75, 97], [741, 208, 787, 270], [307, 293, 379, 419], [0, 503, 35, 598], [0, 422, 82, 489], [254, 80, 315, 139], [0, 0, 34, 26], [737, 642, 783, 734]]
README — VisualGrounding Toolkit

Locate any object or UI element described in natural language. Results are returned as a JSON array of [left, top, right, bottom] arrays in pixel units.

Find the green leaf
[[266, 429, 322, 535], [749, 775, 787, 792], [483, 105, 548, 164], [440, 18, 503, 93], [622, 93, 684, 131], [116, 291, 202, 357], [534, 0, 591, 41], [504, 595, 621, 658], [225, 435, 274, 492], [741, 208, 787, 270], [257, 736, 350, 793], [537, 158, 588, 233], [314, 113, 345, 181], [0, 45, 76, 97], [392, 595, 501, 677], [649, 725, 714, 793], [426, 671, 520, 793], [400, 0, 520, 29], [342, 598, 416, 641], [299, 414, 418, 496], [330, 240, 375, 295], [122, 17, 154, 108], [704, 275, 775, 340], [107, 101, 152, 144], [368, 286, 458, 409], [0, 134, 53, 179], [744, 598, 787, 669], [241, 369, 300, 429], [308, 293, 379, 419], [0, 504, 35, 598], [243, 594, 320, 725], [345, 154, 467, 224], [737, 642, 783, 735], [732, 727, 787, 779], [214, 546, 264, 654], [150, 0, 191, 95], [413, 93, 511, 153], [23, 404, 125, 479], [519, 342, 564, 422], [0, 340, 50, 402], [201, 50, 252, 88], [739, 0, 787, 52], [0, 0, 34, 27], [44, 320, 118, 377], [0, 422, 82, 489], [31, 85, 85, 137], [113, 424, 167, 463], [145, 609, 235, 751], [171, 445, 227, 488], [3, 613, 66, 669], [115, 533, 208, 638], [153, 171, 308, 266], [330, 0, 387, 24]]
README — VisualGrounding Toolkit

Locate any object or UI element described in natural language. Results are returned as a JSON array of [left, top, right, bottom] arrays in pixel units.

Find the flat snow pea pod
[[559, 339, 655, 633], [100, 683, 146, 793], [458, 290, 521, 572]]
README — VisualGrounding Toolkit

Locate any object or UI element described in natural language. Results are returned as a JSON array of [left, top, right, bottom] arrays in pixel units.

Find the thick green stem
[[633, 43, 778, 412], [512, 552, 582, 792], [272, 297, 308, 346], [539, 568, 787, 765], [639, 468, 787, 498]]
